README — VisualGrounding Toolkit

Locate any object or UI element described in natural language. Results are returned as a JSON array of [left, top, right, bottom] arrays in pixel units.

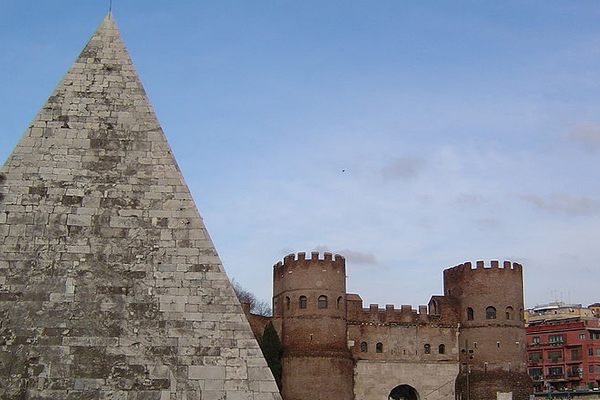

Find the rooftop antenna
[[109, 0, 112, 13]]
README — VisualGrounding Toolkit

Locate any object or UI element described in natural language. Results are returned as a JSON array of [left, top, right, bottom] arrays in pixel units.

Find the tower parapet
[[273, 251, 345, 279], [444, 260, 522, 281]]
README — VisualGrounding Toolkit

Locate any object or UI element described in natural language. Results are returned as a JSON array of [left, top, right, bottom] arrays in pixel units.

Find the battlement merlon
[[362, 303, 431, 316], [443, 260, 523, 277], [273, 251, 346, 277]]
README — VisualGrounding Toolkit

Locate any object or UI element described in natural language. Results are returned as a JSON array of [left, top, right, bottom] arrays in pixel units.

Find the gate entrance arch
[[388, 384, 419, 400]]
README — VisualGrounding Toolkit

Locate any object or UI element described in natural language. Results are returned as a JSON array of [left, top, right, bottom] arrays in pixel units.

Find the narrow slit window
[[467, 307, 474, 321]]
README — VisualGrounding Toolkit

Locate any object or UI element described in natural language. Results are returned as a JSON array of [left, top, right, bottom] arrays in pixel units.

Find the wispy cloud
[[475, 217, 501, 230], [521, 193, 600, 216], [381, 157, 424, 180], [313, 245, 378, 266], [568, 122, 600, 151], [456, 193, 487, 206]]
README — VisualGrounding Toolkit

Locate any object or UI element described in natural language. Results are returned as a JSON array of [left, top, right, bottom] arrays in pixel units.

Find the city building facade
[[526, 304, 600, 392]]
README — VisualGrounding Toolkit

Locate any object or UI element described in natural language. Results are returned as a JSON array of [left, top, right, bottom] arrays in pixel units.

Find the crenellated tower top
[[444, 260, 522, 280], [273, 251, 345, 275]]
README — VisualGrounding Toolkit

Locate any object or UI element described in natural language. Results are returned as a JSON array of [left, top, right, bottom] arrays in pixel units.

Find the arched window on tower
[[424, 344, 431, 354], [439, 344, 446, 354], [318, 295, 328, 309], [505, 306, 514, 320], [467, 307, 474, 321], [337, 296, 343, 309], [486, 306, 497, 320], [285, 296, 290, 310], [360, 342, 368, 352], [299, 296, 307, 309], [376, 342, 383, 353]]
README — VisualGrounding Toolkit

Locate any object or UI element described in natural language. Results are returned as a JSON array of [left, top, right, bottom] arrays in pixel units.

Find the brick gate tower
[[272, 252, 354, 400], [444, 261, 533, 400]]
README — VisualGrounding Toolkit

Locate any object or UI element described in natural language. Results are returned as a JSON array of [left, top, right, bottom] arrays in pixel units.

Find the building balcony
[[565, 358, 582, 364], [528, 342, 567, 348]]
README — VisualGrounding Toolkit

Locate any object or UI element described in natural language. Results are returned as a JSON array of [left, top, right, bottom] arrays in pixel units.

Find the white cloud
[[381, 157, 424, 180], [313, 245, 378, 266], [568, 122, 600, 150], [521, 193, 600, 216]]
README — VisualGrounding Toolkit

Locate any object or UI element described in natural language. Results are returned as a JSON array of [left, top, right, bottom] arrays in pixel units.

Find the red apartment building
[[527, 317, 600, 392]]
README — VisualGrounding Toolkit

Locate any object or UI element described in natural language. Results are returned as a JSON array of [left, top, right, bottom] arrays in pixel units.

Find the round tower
[[272, 252, 353, 400], [444, 260, 532, 400]]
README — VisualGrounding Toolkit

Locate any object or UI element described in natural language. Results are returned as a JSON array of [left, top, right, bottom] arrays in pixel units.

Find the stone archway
[[388, 384, 419, 400]]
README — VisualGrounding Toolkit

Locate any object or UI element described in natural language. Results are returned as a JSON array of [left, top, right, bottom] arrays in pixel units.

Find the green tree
[[260, 322, 283, 390]]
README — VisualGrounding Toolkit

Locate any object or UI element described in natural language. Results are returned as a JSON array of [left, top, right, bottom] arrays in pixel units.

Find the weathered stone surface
[[353, 360, 458, 400], [0, 13, 281, 400]]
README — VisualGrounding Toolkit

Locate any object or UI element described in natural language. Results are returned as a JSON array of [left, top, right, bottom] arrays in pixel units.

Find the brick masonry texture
[[0, 13, 281, 400]]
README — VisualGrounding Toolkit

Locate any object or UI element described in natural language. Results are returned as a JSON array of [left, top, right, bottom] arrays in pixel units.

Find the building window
[[571, 348, 580, 361], [532, 336, 540, 345], [589, 348, 594, 356], [548, 350, 562, 362], [424, 344, 431, 354], [548, 366, 563, 377], [318, 295, 328, 309], [505, 306, 514, 320], [580, 333, 587, 340], [285, 296, 290, 310], [337, 296, 343, 309], [299, 296, 307, 309], [360, 342, 368, 352], [376, 343, 383, 353], [486, 306, 497, 320], [549, 334, 564, 345], [439, 344, 445, 354], [529, 367, 543, 380], [529, 352, 542, 362], [467, 307, 474, 321], [590, 365, 594, 373], [592, 332, 600, 340]]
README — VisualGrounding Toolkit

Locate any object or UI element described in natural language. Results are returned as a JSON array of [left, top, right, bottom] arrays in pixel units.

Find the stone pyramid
[[0, 13, 281, 400]]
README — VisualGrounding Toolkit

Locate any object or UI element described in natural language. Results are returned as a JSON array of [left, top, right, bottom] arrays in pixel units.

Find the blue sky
[[2, 1, 600, 308]]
